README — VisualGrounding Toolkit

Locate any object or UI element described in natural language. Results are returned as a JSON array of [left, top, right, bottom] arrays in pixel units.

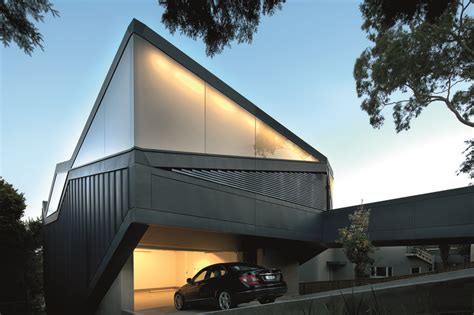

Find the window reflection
[[47, 172, 68, 216], [73, 39, 133, 167], [255, 119, 317, 161]]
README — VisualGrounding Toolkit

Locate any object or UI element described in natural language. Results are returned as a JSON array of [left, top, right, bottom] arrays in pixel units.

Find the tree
[[439, 242, 451, 270], [459, 139, 474, 179], [337, 205, 375, 279], [0, 178, 44, 314], [456, 243, 471, 263], [158, 0, 285, 56], [0, 0, 59, 55], [354, 0, 473, 178]]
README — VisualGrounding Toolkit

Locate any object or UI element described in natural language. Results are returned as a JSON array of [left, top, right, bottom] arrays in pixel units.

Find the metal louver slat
[[171, 168, 327, 210]]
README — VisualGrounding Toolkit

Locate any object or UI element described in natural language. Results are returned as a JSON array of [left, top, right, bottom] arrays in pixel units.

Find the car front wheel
[[217, 290, 235, 310], [174, 292, 186, 310]]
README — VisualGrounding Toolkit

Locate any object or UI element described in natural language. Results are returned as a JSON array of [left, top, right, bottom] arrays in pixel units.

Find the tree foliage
[[0, 178, 44, 314], [337, 205, 375, 279], [158, 0, 285, 56], [0, 0, 59, 55], [355, 0, 474, 177], [458, 138, 474, 179]]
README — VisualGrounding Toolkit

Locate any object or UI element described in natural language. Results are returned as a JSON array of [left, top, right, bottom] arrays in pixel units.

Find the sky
[[1, 0, 472, 219]]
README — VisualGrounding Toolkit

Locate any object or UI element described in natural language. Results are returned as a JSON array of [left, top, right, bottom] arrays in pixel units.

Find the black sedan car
[[174, 262, 287, 310]]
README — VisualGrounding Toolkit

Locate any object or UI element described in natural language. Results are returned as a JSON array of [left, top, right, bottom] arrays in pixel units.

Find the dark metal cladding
[[43, 149, 330, 313], [322, 185, 474, 247], [43, 168, 146, 314], [171, 168, 328, 210]]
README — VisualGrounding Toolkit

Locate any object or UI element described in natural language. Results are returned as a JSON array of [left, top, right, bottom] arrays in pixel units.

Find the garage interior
[[132, 225, 244, 311], [133, 249, 240, 310]]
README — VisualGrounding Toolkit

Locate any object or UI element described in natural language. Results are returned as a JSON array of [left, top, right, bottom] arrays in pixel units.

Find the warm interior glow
[[175, 71, 205, 95], [206, 86, 255, 129], [133, 248, 239, 310], [150, 48, 204, 95], [256, 119, 318, 162], [136, 35, 318, 162], [208, 88, 236, 113]]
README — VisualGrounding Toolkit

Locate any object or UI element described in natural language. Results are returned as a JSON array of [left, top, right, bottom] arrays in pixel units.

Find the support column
[[257, 248, 300, 295], [96, 255, 134, 315]]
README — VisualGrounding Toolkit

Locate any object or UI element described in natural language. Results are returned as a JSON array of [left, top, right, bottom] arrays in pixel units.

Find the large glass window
[[134, 36, 205, 153], [74, 34, 318, 167], [73, 38, 134, 167], [256, 119, 317, 161], [205, 86, 255, 157], [46, 172, 68, 216]]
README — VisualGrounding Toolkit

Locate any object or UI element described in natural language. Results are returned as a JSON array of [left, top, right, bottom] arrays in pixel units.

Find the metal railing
[[406, 246, 434, 264]]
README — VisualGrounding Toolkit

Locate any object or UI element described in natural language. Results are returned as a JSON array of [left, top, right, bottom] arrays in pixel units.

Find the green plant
[[337, 205, 375, 279]]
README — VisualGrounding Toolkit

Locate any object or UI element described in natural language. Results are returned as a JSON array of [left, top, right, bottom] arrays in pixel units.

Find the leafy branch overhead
[[355, 0, 473, 129], [0, 0, 59, 55], [158, 0, 285, 57], [354, 0, 473, 178]]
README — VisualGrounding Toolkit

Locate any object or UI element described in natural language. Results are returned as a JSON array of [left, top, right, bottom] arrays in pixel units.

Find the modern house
[[42, 19, 474, 314], [42, 19, 332, 314]]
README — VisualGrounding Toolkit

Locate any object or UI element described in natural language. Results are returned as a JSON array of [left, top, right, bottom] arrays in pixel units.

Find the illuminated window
[[74, 34, 319, 166], [205, 86, 255, 157], [256, 119, 317, 161], [134, 35, 205, 153]]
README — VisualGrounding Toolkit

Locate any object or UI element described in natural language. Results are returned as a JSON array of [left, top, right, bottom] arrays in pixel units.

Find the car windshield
[[229, 264, 263, 271]]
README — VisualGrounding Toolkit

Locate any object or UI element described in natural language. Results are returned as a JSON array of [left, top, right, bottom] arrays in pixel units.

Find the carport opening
[[133, 248, 241, 311]]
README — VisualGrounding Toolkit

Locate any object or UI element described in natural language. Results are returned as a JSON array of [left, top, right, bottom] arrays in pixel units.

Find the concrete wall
[[257, 248, 299, 295], [96, 256, 134, 315], [299, 249, 353, 282], [299, 247, 432, 282], [372, 247, 432, 276]]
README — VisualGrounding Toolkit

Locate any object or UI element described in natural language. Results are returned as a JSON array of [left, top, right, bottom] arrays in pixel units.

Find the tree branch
[[383, 100, 411, 106], [432, 79, 467, 94], [454, 0, 474, 56], [405, 83, 474, 127], [430, 95, 474, 127]]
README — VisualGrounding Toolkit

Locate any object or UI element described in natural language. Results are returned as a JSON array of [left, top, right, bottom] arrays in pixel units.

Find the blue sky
[[1, 0, 472, 219]]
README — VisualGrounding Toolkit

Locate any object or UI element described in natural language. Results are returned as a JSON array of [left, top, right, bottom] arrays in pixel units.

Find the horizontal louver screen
[[171, 168, 327, 210]]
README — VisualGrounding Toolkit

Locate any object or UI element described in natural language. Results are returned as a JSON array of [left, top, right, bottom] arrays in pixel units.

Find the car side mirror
[[187, 278, 193, 284]]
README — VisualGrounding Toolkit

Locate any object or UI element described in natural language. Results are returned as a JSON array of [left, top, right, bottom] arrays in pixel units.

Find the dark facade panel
[[151, 172, 257, 224], [134, 165, 323, 242], [322, 186, 474, 246], [43, 168, 131, 313], [171, 169, 327, 210], [44, 151, 330, 313]]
